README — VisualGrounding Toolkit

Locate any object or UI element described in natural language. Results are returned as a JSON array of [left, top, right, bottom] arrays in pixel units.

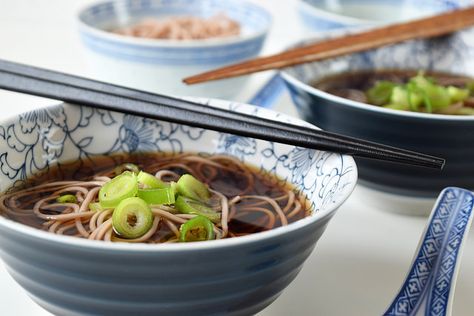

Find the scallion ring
[[179, 215, 215, 242], [56, 194, 77, 204], [99, 171, 138, 208], [175, 196, 220, 223], [137, 171, 167, 189], [112, 197, 153, 239], [114, 163, 140, 176], [138, 187, 175, 205], [177, 174, 210, 202]]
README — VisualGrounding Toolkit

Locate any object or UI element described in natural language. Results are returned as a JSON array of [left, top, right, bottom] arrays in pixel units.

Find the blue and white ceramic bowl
[[298, 0, 464, 32], [281, 28, 474, 198], [0, 99, 357, 315], [77, 0, 271, 98]]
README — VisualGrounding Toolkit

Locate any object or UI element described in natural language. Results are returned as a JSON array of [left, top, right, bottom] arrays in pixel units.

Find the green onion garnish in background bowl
[[366, 72, 474, 114]]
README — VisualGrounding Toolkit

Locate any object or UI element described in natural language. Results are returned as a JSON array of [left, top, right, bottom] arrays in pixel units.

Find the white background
[[0, 0, 472, 315]]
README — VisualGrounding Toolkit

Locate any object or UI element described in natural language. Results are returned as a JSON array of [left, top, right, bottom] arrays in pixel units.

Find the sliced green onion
[[385, 86, 411, 111], [466, 81, 474, 96], [177, 174, 210, 202], [112, 197, 153, 239], [389, 86, 410, 108], [137, 171, 167, 189], [89, 202, 103, 212], [425, 85, 450, 109], [175, 196, 220, 223], [453, 107, 474, 115], [99, 171, 138, 208], [406, 82, 423, 111], [170, 181, 178, 196], [179, 215, 215, 242], [56, 194, 77, 204], [366, 81, 396, 105], [422, 92, 433, 113], [409, 72, 432, 90], [366, 72, 474, 115], [138, 187, 175, 205], [447, 86, 469, 103], [383, 104, 409, 111], [114, 163, 140, 176]]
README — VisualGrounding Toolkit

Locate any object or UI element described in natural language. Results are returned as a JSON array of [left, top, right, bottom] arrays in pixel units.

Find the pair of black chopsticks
[[0, 59, 444, 169]]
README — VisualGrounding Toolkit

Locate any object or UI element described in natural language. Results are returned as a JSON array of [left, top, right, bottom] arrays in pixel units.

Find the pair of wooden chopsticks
[[0, 59, 444, 169], [183, 6, 474, 84]]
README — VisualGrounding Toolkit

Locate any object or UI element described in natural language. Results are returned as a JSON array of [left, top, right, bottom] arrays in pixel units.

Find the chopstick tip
[[182, 77, 195, 85], [439, 158, 446, 170]]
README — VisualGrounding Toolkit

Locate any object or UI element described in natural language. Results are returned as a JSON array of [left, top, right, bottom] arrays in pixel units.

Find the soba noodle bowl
[[0, 153, 310, 243]]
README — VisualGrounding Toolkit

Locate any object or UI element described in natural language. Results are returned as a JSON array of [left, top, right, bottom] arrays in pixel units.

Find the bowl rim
[[297, 0, 456, 26], [0, 101, 358, 252], [297, 0, 377, 25], [76, 0, 272, 48], [280, 67, 474, 122]]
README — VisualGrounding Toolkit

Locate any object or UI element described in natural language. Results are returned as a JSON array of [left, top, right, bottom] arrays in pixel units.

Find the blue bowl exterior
[[0, 214, 331, 316], [282, 29, 474, 197], [0, 100, 357, 315], [78, 0, 271, 65], [285, 83, 474, 197]]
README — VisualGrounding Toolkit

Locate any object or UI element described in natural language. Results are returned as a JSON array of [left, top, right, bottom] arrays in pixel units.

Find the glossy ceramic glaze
[[385, 187, 474, 316], [297, 0, 464, 31], [281, 29, 474, 197], [0, 99, 357, 316], [77, 0, 271, 98]]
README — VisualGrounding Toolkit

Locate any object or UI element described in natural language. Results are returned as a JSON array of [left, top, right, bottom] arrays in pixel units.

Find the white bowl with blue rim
[[0, 98, 357, 315], [297, 0, 465, 32], [77, 0, 271, 99]]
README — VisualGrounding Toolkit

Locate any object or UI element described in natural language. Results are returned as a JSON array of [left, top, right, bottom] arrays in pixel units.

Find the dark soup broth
[[0, 153, 310, 243], [312, 70, 474, 115]]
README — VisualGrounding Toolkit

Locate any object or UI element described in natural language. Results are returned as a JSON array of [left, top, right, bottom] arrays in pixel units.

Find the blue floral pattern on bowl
[[0, 98, 357, 217]]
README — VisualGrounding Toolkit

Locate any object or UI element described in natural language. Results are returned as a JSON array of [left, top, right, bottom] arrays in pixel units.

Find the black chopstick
[[0, 59, 384, 148], [0, 59, 442, 163], [0, 59, 445, 169]]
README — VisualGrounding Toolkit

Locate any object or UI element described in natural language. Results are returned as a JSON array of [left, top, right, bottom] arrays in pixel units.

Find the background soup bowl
[[0, 99, 357, 316], [77, 0, 271, 99], [281, 28, 474, 198], [297, 0, 464, 32]]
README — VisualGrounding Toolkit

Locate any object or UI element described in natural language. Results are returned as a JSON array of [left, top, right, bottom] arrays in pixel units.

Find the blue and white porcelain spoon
[[248, 73, 286, 109], [384, 187, 474, 316]]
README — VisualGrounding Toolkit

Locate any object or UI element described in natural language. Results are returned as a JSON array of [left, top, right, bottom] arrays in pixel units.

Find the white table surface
[[0, 1, 472, 315]]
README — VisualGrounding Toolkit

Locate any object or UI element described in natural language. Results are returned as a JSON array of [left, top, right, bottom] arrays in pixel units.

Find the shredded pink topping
[[114, 14, 240, 40]]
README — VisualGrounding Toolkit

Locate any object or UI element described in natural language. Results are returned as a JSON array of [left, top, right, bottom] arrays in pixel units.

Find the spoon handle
[[384, 187, 474, 316], [248, 73, 286, 109]]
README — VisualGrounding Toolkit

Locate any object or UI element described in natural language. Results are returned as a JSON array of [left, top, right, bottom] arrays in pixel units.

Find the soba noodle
[[0, 153, 310, 243]]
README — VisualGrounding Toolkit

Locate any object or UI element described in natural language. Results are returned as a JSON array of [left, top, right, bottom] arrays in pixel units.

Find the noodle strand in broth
[[0, 153, 310, 243]]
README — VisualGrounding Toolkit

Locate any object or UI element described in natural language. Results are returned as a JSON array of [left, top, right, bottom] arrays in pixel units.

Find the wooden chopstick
[[184, 6, 474, 84], [0, 60, 444, 169]]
